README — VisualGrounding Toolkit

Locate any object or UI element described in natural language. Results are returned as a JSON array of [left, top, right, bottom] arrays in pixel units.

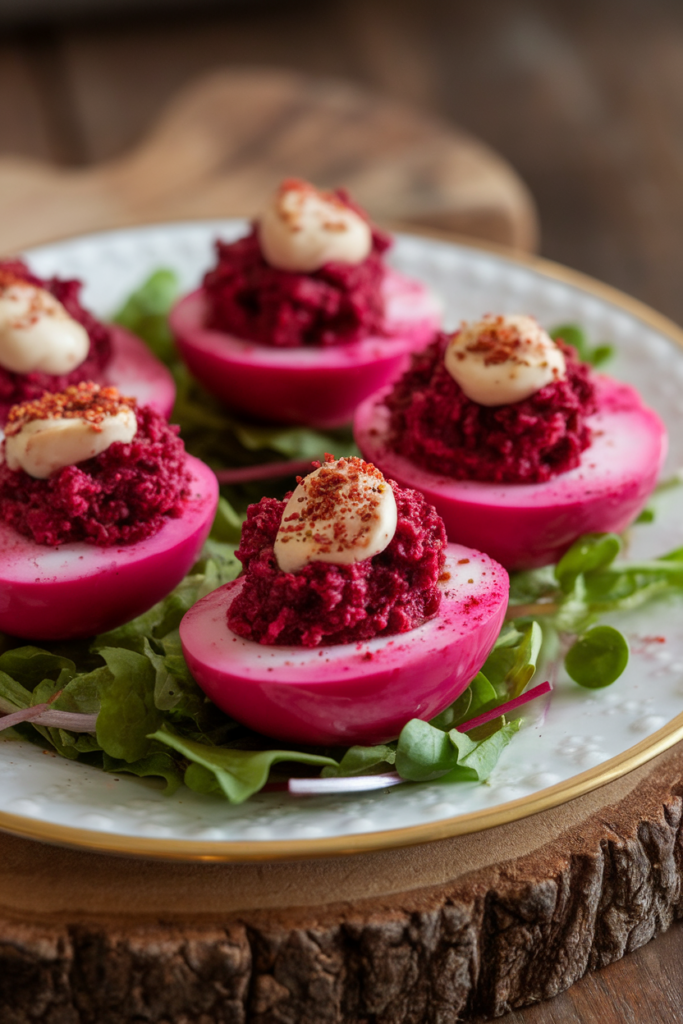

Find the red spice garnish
[[274, 178, 356, 233], [5, 382, 136, 437], [0, 403, 190, 547], [386, 333, 596, 484], [228, 483, 447, 647], [0, 268, 28, 291], [0, 272, 68, 334], [277, 455, 389, 556], [460, 315, 536, 365]]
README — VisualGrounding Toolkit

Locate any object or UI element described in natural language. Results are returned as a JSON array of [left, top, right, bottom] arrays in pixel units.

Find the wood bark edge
[[1, 757, 682, 1023]]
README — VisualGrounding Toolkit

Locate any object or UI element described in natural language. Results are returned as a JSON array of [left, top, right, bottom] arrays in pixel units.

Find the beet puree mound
[[0, 261, 111, 409], [228, 485, 447, 647], [0, 406, 191, 547], [203, 204, 392, 348], [386, 334, 596, 484]]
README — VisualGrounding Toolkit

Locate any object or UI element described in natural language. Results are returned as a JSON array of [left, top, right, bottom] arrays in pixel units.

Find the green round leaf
[[554, 532, 622, 591], [550, 324, 587, 358], [565, 626, 629, 688]]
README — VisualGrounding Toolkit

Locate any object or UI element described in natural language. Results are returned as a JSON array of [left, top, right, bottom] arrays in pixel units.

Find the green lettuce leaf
[[0, 647, 75, 689], [321, 744, 396, 778], [103, 750, 184, 795], [112, 268, 180, 365], [96, 648, 161, 762], [395, 717, 520, 783], [0, 670, 33, 713], [150, 728, 337, 804], [550, 323, 614, 367], [482, 623, 542, 698]]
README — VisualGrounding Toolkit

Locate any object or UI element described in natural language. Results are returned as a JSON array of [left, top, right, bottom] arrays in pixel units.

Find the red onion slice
[[214, 459, 313, 485]]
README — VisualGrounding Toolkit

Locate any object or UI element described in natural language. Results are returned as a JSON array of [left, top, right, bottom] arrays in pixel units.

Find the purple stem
[[214, 459, 313, 485], [0, 704, 98, 734], [456, 681, 552, 734]]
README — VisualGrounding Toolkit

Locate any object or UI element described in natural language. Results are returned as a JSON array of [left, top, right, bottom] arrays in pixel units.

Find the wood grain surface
[[1, 739, 683, 1022], [2, 1, 683, 1020], [0, 67, 538, 256]]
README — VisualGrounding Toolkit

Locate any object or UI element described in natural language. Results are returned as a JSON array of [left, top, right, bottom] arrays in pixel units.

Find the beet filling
[[385, 335, 597, 484], [0, 406, 192, 547], [203, 204, 392, 348], [0, 261, 112, 410], [227, 484, 447, 648]]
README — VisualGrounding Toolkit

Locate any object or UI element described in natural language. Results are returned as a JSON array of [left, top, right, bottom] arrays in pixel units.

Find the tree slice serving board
[[1, 740, 682, 1022], [0, 67, 538, 257]]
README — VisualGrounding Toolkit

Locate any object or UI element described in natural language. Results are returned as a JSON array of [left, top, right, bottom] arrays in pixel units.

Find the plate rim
[[3, 220, 682, 863]]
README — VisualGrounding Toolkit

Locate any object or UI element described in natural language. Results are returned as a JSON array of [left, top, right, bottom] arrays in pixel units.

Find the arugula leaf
[[433, 722, 521, 784], [395, 719, 472, 781], [112, 269, 180, 365], [50, 665, 109, 715], [428, 687, 472, 731], [0, 670, 33, 713], [554, 533, 622, 592], [211, 496, 245, 545], [508, 565, 557, 605], [395, 717, 520, 783], [321, 744, 396, 778], [0, 648, 75, 688], [482, 623, 542, 698], [467, 672, 498, 713], [103, 750, 184, 795], [141, 635, 205, 723], [235, 422, 359, 461], [96, 648, 161, 762], [550, 323, 614, 367], [150, 728, 337, 804]]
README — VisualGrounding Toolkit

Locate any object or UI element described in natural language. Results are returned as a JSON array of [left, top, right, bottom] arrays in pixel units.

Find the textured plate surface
[[1, 222, 683, 860]]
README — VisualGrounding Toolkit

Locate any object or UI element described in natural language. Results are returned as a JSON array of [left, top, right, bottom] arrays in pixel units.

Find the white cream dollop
[[444, 314, 567, 406], [274, 456, 397, 574], [0, 282, 90, 376], [5, 407, 137, 479], [257, 179, 373, 273]]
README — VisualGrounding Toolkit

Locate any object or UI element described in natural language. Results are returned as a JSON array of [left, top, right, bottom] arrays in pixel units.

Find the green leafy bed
[[0, 273, 677, 805]]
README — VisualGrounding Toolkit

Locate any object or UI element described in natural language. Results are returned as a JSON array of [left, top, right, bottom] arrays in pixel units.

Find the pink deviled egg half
[[180, 456, 508, 746], [355, 315, 667, 570], [0, 260, 175, 423], [0, 384, 217, 640], [169, 179, 441, 428]]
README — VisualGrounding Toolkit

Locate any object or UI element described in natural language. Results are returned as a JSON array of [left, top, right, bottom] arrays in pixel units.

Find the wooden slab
[[1, 738, 682, 1022], [0, 67, 538, 257]]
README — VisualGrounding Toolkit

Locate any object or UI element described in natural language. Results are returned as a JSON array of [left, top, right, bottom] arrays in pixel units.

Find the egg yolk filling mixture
[[386, 331, 596, 484], [0, 383, 191, 547], [228, 456, 447, 648], [203, 191, 391, 349], [0, 261, 111, 407]]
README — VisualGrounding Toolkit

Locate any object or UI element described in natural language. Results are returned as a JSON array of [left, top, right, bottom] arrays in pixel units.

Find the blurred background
[[1, 0, 682, 322]]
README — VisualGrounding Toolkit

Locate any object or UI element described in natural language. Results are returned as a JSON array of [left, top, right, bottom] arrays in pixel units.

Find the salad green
[[0, 272, 675, 805]]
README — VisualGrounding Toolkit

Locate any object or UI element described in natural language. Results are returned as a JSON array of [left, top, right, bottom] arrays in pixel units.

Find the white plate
[[2, 222, 683, 861]]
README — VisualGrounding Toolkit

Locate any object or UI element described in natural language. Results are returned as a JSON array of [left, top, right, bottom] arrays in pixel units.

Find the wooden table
[[2, 1, 683, 1020]]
